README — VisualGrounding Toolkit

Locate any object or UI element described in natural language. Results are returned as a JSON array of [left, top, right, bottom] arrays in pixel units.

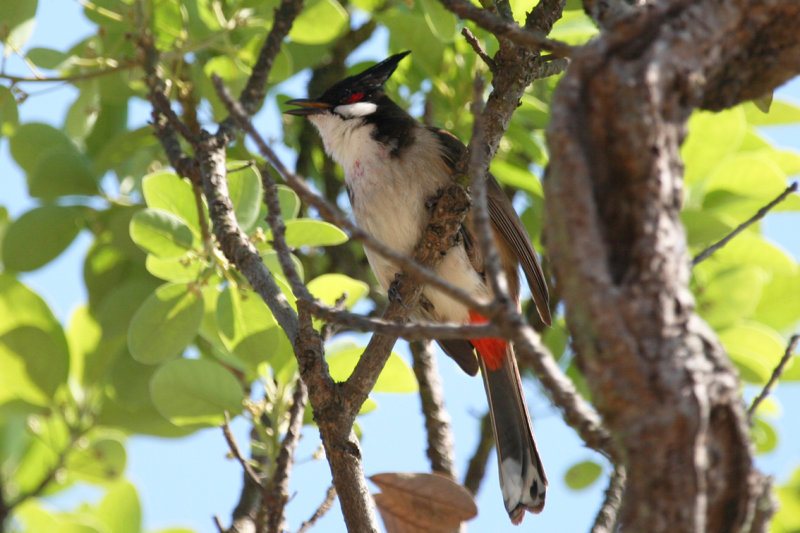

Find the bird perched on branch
[[285, 51, 550, 524]]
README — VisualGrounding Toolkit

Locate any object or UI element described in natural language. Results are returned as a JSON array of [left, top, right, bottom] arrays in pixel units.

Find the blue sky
[[2, 1, 799, 532]]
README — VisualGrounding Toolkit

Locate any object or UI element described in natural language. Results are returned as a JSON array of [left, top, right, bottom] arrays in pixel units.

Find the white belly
[[309, 115, 489, 322]]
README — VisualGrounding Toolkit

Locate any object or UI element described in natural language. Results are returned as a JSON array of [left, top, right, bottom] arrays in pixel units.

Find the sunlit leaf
[[227, 163, 263, 231], [96, 480, 142, 533], [751, 417, 778, 454], [142, 171, 205, 237], [682, 108, 746, 185], [718, 322, 787, 384], [307, 274, 369, 309], [269, 218, 348, 247], [130, 208, 197, 259], [128, 283, 204, 364], [150, 358, 244, 426], [2, 206, 83, 271], [0, 0, 38, 50], [564, 460, 603, 490], [289, 0, 348, 44], [327, 343, 417, 393], [66, 434, 127, 483]]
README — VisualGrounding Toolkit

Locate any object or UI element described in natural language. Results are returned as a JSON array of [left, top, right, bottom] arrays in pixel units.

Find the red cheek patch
[[346, 92, 364, 104]]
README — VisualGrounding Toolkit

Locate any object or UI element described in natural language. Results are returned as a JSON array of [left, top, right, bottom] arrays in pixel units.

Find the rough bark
[[544, 1, 800, 531]]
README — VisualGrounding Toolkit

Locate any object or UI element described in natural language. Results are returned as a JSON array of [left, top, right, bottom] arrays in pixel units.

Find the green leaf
[[541, 317, 569, 360], [13, 501, 60, 533], [289, 0, 348, 44], [26, 47, 69, 69], [129, 208, 197, 259], [564, 460, 603, 490], [65, 80, 100, 142], [327, 343, 417, 393], [142, 171, 204, 237], [150, 358, 244, 426], [681, 209, 735, 250], [261, 250, 304, 282], [751, 417, 778, 454], [307, 274, 369, 309], [0, 0, 37, 50], [704, 153, 786, 202], [0, 86, 18, 138], [718, 322, 787, 384], [227, 163, 263, 231], [696, 265, 766, 330], [146, 254, 205, 282], [85, 102, 129, 158], [774, 468, 800, 533], [549, 9, 598, 45], [2, 206, 83, 271], [380, 12, 443, 76], [0, 275, 63, 334], [9, 123, 77, 173], [272, 218, 348, 247], [29, 146, 98, 198], [96, 480, 141, 533], [0, 326, 69, 406], [66, 434, 127, 483], [754, 271, 800, 333], [216, 285, 277, 349], [8, 415, 69, 497], [66, 306, 102, 384], [419, 0, 457, 41], [682, 108, 746, 186], [128, 283, 204, 364], [744, 100, 800, 125], [701, 233, 796, 277], [278, 185, 301, 219], [490, 160, 544, 198]]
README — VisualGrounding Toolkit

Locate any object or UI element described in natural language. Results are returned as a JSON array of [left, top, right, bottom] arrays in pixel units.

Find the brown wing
[[486, 177, 551, 325], [429, 127, 551, 326]]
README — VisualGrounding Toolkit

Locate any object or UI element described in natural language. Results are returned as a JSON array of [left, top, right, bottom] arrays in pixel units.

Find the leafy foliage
[[0, 0, 798, 531]]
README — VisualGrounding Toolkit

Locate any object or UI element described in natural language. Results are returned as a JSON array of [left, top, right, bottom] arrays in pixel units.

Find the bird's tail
[[476, 336, 547, 524]]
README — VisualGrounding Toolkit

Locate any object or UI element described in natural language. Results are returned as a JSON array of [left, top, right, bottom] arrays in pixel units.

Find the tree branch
[[411, 340, 458, 478], [265, 379, 309, 533], [462, 412, 494, 495], [544, 1, 800, 530], [747, 334, 799, 421], [590, 466, 626, 533], [693, 182, 799, 265]]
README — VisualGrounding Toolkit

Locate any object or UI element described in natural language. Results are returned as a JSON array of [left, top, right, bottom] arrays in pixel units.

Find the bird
[[285, 51, 551, 524]]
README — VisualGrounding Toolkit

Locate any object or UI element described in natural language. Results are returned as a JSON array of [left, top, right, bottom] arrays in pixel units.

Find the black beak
[[284, 98, 331, 116]]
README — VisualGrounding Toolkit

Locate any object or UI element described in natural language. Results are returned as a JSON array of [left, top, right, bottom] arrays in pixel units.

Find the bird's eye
[[345, 92, 364, 104]]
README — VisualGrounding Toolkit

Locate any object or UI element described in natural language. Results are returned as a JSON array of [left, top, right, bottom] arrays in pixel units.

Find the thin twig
[[223, 412, 266, 490], [214, 515, 226, 533], [461, 27, 496, 71], [265, 379, 309, 533], [296, 486, 337, 533], [590, 465, 627, 533], [463, 412, 494, 495], [748, 334, 799, 420], [438, 0, 573, 57], [301, 300, 505, 339], [693, 182, 798, 265], [0, 60, 138, 83], [411, 340, 458, 478]]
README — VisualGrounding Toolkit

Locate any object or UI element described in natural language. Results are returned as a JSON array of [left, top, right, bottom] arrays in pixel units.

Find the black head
[[285, 51, 410, 117]]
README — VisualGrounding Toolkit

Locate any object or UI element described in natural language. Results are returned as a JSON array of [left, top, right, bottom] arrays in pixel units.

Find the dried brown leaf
[[371, 472, 478, 533]]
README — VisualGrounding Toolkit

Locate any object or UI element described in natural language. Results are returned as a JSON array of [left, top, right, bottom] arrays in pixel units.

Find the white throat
[[334, 101, 377, 118]]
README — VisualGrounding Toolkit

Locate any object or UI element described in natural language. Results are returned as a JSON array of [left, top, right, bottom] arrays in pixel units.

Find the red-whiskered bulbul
[[285, 51, 551, 524]]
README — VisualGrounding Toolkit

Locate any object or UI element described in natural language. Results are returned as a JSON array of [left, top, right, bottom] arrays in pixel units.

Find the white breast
[[308, 113, 489, 323]]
